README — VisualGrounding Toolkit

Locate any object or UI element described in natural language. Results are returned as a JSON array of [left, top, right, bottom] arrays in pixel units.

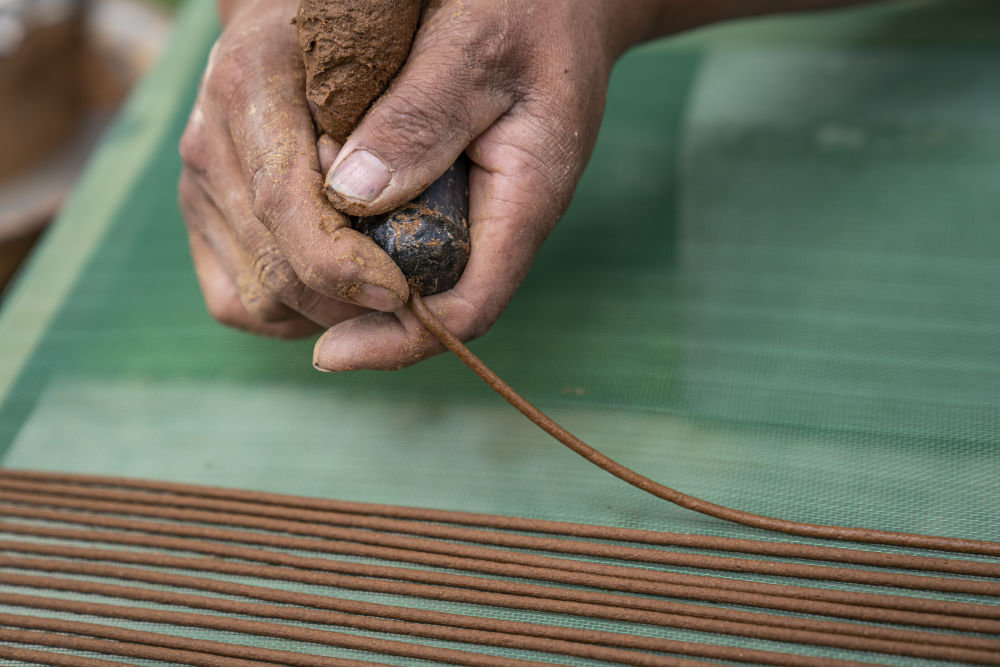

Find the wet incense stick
[[409, 292, 1000, 557]]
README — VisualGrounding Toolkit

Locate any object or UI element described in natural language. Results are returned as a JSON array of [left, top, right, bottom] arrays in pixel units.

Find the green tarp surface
[[0, 1, 998, 664]]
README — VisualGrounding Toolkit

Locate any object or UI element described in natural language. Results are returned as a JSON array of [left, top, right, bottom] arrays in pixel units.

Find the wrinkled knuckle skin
[[510, 111, 585, 212], [508, 140, 567, 198], [465, 20, 512, 74], [204, 37, 257, 110], [370, 92, 455, 163], [293, 230, 359, 298], [248, 160, 287, 228], [466, 14, 529, 92], [419, 3, 525, 84], [251, 246, 299, 302]]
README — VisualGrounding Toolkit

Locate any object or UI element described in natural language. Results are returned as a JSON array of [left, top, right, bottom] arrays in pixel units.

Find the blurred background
[[0, 0, 178, 297]]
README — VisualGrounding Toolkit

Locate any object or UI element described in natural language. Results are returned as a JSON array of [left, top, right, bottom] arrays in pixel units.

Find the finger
[[216, 13, 409, 311], [185, 133, 372, 328], [187, 221, 321, 340], [317, 134, 338, 174], [313, 102, 582, 371], [324, 3, 520, 217], [180, 170, 299, 324]]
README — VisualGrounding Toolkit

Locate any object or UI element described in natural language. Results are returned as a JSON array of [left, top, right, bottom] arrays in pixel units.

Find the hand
[[310, 0, 874, 370], [309, 0, 666, 370], [182, 0, 867, 369], [179, 0, 409, 341]]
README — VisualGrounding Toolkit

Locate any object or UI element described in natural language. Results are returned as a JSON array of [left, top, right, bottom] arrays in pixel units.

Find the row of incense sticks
[[0, 469, 997, 666]]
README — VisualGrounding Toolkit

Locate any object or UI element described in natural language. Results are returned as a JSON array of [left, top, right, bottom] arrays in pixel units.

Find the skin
[[182, 0, 871, 370]]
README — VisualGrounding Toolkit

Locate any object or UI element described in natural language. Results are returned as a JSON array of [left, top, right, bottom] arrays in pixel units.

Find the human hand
[[309, 0, 671, 370], [183, 0, 865, 370], [179, 0, 409, 341]]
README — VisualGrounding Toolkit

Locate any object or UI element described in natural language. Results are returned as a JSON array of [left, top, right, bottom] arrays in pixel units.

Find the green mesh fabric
[[0, 1, 998, 664]]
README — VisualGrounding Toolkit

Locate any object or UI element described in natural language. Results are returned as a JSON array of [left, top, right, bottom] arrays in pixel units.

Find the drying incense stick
[[3, 515, 998, 634], [0, 616, 379, 667], [5, 553, 998, 660], [0, 591, 813, 667], [2, 475, 996, 579], [0, 644, 144, 667], [2, 468, 991, 572], [3, 488, 997, 597], [0, 626, 310, 667], [5, 537, 998, 645], [2, 474, 998, 666]]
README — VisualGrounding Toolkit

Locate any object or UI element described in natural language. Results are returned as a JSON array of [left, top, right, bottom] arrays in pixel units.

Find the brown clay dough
[[296, 0, 421, 143]]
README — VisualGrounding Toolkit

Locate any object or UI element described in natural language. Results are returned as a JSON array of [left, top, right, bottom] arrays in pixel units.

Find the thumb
[[323, 23, 517, 217]]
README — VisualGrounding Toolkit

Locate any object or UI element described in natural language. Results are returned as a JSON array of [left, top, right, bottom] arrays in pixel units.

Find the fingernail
[[313, 347, 343, 373], [313, 331, 353, 373], [355, 284, 403, 312], [312, 360, 333, 373], [328, 150, 390, 202]]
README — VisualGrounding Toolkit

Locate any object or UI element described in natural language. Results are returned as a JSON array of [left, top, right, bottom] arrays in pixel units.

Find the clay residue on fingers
[[309, 181, 351, 237], [326, 227, 409, 305]]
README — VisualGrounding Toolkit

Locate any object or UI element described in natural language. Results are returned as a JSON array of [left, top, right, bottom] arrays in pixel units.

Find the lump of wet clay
[[296, 0, 420, 143]]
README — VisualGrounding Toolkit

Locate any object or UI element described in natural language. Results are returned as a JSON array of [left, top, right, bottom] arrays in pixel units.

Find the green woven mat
[[0, 1, 998, 664]]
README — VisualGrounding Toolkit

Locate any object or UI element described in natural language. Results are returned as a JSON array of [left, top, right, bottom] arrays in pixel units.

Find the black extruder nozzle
[[354, 156, 470, 296]]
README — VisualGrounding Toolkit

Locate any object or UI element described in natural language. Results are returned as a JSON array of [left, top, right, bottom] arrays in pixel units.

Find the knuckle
[[465, 16, 528, 87], [251, 246, 299, 300], [465, 22, 511, 73], [369, 88, 461, 161], [207, 26, 304, 113], [203, 39, 252, 108], [248, 158, 289, 226], [504, 140, 565, 194], [419, 4, 526, 83], [504, 113, 585, 201]]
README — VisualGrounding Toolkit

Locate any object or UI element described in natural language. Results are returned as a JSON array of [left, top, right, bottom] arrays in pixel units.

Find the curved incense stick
[[409, 292, 1000, 557]]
